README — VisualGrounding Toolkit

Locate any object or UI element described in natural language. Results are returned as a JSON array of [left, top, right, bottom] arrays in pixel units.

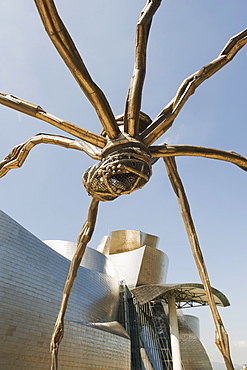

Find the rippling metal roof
[[132, 283, 230, 308]]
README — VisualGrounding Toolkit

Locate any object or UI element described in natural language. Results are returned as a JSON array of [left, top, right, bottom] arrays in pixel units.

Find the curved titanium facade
[[0, 210, 130, 369], [0, 210, 225, 369], [178, 312, 213, 369], [98, 229, 169, 288]]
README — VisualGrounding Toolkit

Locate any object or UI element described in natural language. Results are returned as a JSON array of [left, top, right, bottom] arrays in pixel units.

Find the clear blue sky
[[0, 1, 246, 367]]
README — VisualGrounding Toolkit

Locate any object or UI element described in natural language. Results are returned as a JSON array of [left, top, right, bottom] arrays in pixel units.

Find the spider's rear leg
[[0, 91, 107, 148], [141, 28, 247, 146], [164, 157, 234, 370], [34, 0, 120, 140], [124, 0, 162, 137], [150, 143, 247, 171]]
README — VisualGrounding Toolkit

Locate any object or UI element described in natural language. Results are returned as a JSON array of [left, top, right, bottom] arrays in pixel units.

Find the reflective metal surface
[[107, 246, 168, 288], [44, 239, 117, 277], [106, 229, 160, 254], [177, 312, 213, 370], [0, 210, 218, 369], [132, 283, 230, 307], [0, 210, 130, 369], [96, 230, 167, 288]]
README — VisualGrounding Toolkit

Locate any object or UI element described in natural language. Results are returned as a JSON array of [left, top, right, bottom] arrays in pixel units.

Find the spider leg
[[50, 197, 99, 370], [0, 133, 101, 178], [0, 92, 107, 148], [164, 156, 234, 370], [124, 0, 161, 137], [141, 28, 247, 146], [34, 0, 120, 139], [150, 143, 247, 171]]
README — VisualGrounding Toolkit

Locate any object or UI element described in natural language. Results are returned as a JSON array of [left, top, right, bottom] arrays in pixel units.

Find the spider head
[[82, 139, 152, 201]]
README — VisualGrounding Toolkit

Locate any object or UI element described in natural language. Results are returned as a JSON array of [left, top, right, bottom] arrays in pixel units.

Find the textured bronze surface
[[1, 1, 246, 368]]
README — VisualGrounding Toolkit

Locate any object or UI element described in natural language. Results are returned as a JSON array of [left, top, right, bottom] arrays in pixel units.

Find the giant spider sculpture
[[0, 1, 247, 369]]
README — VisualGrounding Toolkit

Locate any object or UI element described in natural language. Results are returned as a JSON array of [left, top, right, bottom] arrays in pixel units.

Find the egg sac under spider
[[82, 148, 152, 201]]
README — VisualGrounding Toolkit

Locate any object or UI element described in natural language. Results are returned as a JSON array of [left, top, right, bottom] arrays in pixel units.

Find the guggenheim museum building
[[0, 209, 230, 369]]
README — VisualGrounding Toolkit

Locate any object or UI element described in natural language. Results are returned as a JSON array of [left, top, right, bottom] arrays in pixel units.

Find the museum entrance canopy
[[132, 283, 230, 308]]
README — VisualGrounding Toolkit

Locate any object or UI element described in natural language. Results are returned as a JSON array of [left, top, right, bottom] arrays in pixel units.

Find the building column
[[168, 293, 182, 370]]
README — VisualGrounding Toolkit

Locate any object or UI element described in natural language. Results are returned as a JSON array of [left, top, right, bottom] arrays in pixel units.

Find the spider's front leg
[[50, 198, 99, 370], [0, 134, 102, 178]]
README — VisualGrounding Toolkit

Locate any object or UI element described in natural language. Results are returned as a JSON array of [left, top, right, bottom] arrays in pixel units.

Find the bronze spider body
[[0, 1, 247, 369]]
